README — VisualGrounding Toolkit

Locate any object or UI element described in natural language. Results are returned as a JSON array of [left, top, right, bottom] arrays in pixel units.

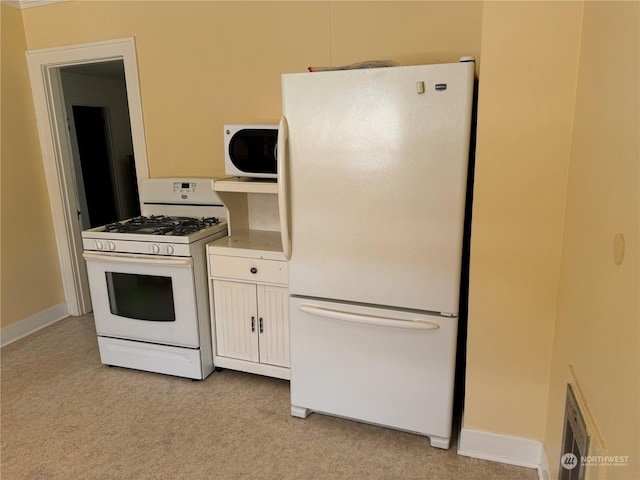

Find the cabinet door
[[257, 285, 290, 368], [213, 280, 258, 362]]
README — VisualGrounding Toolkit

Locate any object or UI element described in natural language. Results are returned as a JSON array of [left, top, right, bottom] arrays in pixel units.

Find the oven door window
[[106, 272, 176, 322]]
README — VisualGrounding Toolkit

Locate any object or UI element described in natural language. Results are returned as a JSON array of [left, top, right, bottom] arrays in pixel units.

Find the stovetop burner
[[104, 215, 221, 236]]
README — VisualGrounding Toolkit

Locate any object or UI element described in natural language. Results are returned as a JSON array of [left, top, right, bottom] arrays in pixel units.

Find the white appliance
[[82, 178, 228, 379], [224, 124, 278, 179], [278, 59, 475, 449]]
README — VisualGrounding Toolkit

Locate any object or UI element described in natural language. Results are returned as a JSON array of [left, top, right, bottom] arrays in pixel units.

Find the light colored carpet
[[1, 315, 538, 480]]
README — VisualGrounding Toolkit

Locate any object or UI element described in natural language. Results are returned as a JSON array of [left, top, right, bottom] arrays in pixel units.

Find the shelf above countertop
[[207, 230, 286, 261], [214, 177, 278, 195]]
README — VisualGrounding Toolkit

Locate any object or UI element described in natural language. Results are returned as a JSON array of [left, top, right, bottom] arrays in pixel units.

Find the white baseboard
[[1, 303, 69, 347], [457, 427, 543, 471], [538, 447, 551, 480]]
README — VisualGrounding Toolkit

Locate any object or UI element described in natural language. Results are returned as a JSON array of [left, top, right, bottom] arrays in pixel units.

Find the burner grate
[[104, 215, 220, 236]]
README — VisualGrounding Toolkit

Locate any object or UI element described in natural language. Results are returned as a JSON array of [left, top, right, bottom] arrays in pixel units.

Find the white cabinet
[[207, 177, 290, 380], [209, 255, 290, 379], [213, 280, 289, 368]]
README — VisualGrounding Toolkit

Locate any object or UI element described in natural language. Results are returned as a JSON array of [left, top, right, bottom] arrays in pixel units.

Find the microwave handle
[[277, 116, 291, 260]]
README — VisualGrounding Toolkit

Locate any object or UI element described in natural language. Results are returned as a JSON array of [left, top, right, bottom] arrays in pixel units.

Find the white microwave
[[224, 124, 278, 179]]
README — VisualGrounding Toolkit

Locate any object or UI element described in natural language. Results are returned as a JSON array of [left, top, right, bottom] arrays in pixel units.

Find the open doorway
[[72, 105, 119, 227], [60, 61, 141, 230]]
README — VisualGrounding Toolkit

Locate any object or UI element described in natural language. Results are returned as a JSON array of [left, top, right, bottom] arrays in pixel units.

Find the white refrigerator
[[278, 59, 475, 449]]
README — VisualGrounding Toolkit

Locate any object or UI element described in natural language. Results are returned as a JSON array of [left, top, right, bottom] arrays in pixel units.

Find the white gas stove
[[82, 178, 228, 380], [83, 215, 226, 255]]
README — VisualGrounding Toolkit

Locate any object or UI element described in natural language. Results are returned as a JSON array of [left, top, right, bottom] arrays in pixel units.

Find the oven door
[[84, 252, 200, 347]]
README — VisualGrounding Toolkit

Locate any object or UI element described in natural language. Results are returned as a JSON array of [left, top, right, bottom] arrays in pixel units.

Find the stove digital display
[[173, 181, 195, 194]]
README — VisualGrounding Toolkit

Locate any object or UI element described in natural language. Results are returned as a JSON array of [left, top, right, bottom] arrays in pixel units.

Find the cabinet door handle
[[259, 317, 264, 334], [251, 316, 256, 332], [250, 267, 258, 274]]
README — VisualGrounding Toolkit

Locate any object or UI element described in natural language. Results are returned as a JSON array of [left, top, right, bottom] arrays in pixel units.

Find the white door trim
[[26, 37, 149, 316]]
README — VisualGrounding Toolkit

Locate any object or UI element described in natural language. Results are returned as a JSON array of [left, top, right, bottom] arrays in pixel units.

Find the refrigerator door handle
[[277, 116, 291, 260], [298, 304, 441, 331]]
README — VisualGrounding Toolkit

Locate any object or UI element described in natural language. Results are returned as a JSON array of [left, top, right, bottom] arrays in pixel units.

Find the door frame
[[26, 37, 149, 316]]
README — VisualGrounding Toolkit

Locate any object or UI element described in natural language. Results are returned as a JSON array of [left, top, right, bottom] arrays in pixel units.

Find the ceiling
[[60, 61, 125, 81], [2, 0, 68, 9]]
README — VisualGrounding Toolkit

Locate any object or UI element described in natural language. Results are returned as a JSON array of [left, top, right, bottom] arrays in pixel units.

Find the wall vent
[[559, 383, 590, 479]]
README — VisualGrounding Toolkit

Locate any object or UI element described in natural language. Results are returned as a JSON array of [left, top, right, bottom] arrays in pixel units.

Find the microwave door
[[224, 125, 278, 179]]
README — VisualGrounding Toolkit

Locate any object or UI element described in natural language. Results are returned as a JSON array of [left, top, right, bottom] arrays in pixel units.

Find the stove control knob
[[151, 244, 160, 254], [107, 241, 116, 251], [95, 241, 104, 250], [166, 245, 175, 255]]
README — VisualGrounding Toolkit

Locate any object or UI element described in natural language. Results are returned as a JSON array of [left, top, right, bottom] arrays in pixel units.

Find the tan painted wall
[[22, 1, 330, 178], [1, 4, 65, 328], [463, 1, 583, 439], [21, 1, 482, 178], [543, 2, 639, 479], [329, 2, 482, 67]]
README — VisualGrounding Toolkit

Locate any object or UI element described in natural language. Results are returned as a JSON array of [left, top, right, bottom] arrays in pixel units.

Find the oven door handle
[[82, 252, 193, 267]]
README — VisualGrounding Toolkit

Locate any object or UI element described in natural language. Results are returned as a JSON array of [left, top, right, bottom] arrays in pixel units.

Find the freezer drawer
[[289, 296, 458, 449]]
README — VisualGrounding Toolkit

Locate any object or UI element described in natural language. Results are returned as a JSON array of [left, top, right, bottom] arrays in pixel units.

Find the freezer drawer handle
[[298, 304, 440, 330]]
